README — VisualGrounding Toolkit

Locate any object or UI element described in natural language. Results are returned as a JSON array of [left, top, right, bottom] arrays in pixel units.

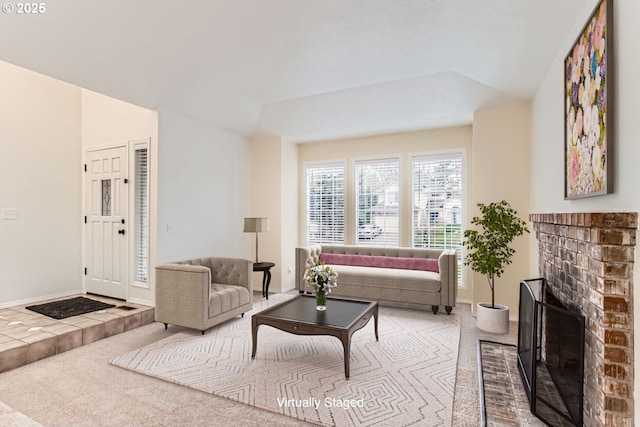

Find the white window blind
[[355, 158, 400, 246], [305, 163, 345, 245], [134, 148, 148, 283], [412, 153, 463, 285]]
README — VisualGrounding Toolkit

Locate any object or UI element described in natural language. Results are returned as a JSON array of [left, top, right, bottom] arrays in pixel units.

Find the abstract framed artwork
[[564, 0, 613, 199]]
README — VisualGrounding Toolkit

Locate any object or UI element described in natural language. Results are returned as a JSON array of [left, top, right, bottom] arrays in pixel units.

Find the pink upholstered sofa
[[295, 245, 457, 314]]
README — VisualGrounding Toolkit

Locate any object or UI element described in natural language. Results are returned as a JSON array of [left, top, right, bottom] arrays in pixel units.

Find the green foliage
[[358, 194, 378, 225], [358, 193, 378, 209], [463, 200, 529, 307], [414, 224, 461, 247]]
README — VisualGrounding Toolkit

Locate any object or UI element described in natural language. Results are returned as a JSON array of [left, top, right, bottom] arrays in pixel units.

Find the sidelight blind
[[134, 148, 148, 282]]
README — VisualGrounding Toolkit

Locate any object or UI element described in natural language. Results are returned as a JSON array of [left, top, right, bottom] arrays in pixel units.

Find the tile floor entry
[[0, 294, 154, 373]]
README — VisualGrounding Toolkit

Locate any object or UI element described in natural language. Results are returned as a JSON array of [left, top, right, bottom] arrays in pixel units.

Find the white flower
[[591, 105, 601, 141], [304, 264, 338, 293], [582, 75, 591, 108], [583, 101, 592, 136], [592, 139, 603, 178]]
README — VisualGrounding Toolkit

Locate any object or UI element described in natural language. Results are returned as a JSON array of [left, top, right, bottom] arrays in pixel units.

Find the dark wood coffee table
[[251, 295, 378, 379]]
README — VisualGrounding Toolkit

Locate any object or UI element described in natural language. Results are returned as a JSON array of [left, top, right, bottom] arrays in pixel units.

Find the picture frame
[[564, 0, 613, 199]]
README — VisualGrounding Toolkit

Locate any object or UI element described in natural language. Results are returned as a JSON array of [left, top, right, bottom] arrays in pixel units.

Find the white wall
[[530, 0, 640, 422], [157, 109, 251, 263], [531, 0, 640, 214], [281, 140, 299, 291], [472, 103, 531, 317], [249, 137, 282, 293], [81, 89, 157, 148], [0, 61, 82, 306], [247, 137, 299, 294]]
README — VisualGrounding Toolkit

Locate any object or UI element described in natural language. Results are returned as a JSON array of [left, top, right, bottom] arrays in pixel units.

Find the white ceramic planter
[[476, 303, 510, 334]]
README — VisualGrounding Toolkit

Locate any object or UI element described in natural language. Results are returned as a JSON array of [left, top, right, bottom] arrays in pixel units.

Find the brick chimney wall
[[530, 212, 636, 427]]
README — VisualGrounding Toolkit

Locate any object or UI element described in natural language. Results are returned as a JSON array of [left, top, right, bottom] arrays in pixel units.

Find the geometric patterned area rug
[[111, 294, 461, 427]]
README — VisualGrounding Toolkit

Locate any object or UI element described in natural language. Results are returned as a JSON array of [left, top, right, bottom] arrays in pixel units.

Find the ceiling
[[0, 0, 586, 142]]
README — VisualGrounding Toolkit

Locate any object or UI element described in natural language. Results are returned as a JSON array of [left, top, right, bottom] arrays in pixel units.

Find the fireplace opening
[[517, 278, 585, 427]]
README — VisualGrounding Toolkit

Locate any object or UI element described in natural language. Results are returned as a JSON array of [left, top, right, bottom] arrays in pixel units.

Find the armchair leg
[[431, 305, 439, 315], [445, 306, 453, 315], [241, 313, 245, 317], [164, 323, 168, 330]]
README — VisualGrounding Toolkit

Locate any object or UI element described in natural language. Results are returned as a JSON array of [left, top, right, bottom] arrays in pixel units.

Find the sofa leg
[[164, 323, 168, 330], [201, 330, 205, 335], [431, 305, 439, 315], [445, 306, 452, 315], [241, 313, 245, 317]]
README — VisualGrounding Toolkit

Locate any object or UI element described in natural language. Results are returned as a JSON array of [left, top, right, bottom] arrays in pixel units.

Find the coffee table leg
[[252, 321, 259, 358], [374, 307, 379, 341], [342, 334, 351, 379]]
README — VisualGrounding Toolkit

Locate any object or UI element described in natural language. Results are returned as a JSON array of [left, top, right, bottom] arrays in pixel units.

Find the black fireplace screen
[[517, 279, 585, 427]]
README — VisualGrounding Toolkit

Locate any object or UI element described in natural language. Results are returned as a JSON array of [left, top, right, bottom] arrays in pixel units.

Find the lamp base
[[255, 232, 259, 264]]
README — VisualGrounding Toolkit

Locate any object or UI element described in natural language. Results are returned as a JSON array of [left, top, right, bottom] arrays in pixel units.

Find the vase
[[316, 290, 327, 311], [476, 303, 510, 334]]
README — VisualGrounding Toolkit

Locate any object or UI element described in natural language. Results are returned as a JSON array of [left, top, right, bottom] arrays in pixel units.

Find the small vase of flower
[[303, 263, 338, 311]]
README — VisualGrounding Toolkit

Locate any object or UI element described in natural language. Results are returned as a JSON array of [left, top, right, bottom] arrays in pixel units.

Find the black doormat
[[26, 296, 115, 319]]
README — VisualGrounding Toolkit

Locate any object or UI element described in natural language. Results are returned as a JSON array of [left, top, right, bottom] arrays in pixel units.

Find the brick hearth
[[530, 212, 636, 427]]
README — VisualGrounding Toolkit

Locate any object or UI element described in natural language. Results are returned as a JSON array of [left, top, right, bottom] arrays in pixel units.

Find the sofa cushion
[[329, 265, 440, 291], [319, 253, 439, 273], [321, 265, 442, 305]]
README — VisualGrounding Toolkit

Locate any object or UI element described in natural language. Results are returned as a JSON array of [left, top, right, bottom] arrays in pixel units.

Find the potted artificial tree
[[463, 200, 529, 333]]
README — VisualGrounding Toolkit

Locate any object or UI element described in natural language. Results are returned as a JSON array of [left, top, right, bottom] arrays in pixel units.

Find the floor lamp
[[244, 217, 269, 263]]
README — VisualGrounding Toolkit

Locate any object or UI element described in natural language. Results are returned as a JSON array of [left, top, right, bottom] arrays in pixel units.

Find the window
[[134, 147, 148, 283], [355, 158, 400, 246], [305, 163, 345, 244], [101, 179, 111, 216], [412, 153, 463, 285]]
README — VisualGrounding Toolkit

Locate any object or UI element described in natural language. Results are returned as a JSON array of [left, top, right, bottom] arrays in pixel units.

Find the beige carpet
[[0, 401, 42, 427], [110, 295, 460, 427]]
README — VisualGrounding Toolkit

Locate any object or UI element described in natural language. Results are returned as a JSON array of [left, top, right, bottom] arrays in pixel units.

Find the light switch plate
[[2, 208, 17, 220]]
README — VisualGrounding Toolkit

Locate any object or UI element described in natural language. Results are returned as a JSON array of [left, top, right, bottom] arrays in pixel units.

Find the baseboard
[[0, 289, 82, 309], [456, 298, 473, 305], [465, 301, 520, 322]]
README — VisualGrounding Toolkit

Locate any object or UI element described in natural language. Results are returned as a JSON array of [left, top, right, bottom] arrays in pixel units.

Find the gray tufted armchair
[[155, 257, 253, 334]]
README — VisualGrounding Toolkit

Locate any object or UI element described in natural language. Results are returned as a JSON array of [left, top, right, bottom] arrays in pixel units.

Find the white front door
[[85, 146, 129, 299]]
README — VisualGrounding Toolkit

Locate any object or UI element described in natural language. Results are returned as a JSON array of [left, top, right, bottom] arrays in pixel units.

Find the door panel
[[85, 146, 128, 299]]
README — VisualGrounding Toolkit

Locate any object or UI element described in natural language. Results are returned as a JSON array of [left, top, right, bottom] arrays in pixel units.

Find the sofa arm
[[438, 250, 458, 307], [295, 245, 322, 291], [155, 263, 211, 330]]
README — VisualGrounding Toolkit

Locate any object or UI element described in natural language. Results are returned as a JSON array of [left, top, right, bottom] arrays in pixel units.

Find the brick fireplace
[[530, 212, 637, 427]]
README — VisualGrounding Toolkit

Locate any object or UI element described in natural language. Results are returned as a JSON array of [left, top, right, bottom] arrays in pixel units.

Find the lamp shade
[[244, 217, 270, 233]]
